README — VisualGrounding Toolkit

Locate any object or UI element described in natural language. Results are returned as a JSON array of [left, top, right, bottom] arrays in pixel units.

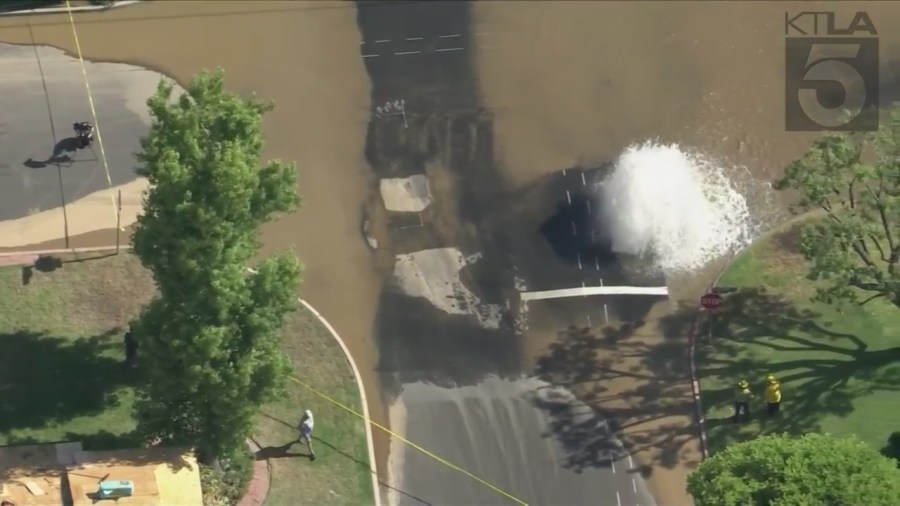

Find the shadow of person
[[24, 154, 73, 169], [255, 442, 309, 460], [53, 136, 81, 156]]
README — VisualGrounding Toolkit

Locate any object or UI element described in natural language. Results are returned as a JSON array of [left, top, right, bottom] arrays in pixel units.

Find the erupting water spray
[[599, 141, 754, 274]]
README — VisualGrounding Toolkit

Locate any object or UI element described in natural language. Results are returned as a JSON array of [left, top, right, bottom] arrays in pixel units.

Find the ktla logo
[[785, 11, 879, 131]]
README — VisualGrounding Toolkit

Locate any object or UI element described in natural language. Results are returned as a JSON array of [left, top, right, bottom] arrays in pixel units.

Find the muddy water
[[5, 1, 900, 504], [471, 1, 900, 502]]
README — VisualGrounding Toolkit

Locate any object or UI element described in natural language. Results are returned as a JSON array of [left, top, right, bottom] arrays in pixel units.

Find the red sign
[[700, 292, 723, 310]]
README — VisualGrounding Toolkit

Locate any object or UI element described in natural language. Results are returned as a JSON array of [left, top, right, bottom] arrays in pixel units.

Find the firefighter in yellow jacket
[[733, 379, 752, 423], [765, 374, 782, 416]]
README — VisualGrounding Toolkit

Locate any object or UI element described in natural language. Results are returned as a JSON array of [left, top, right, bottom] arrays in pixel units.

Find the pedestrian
[[733, 379, 752, 423], [297, 409, 316, 460], [765, 374, 782, 416], [123, 328, 137, 368]]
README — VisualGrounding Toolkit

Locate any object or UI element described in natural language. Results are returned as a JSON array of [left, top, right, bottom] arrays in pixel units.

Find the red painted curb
[[237, 438, 270, 506], [688, 318, 710, 460]]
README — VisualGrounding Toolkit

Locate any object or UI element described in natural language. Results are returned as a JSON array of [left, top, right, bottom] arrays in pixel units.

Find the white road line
[[628, 454, 634, 468], [563, 169, 567, 175], [586, 200, 591, 213], [581, 172, 587, 186], [616, 491, 622, 506], [576, 252, 582, 270], [632, 478, 637, 493], [435, 47, 465, 52], [601, 279, 610, 323], [594, 257, 600, 271], [611, 458, 616, 473], [363, 54, 379, 58], [439, 33, 462, 38], [566, 190, 572, 205], [587, 314, 592, 327], [406, 37, 424, 41], [375, 39, 390, 43], [520, 285, 669, 302], [394, 50, 422, 55]]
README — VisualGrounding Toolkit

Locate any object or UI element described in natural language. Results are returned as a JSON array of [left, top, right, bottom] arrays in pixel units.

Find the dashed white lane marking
[[587, 314, 592, 327], [566, 190, 572, 205], [628, 454, 634, 468], [576, 252, 582, 270], [563, 169, 567, 176], [616, 491, 622, 506], [363, 34, 466, 44], [594, 257, 600, 271], [611, 457, 616, 473], [586, 200, 591, 213], [394, 50, 422, 55], [363, 54, 379, 58], [632, 478, 637, 493], [435, 47, 465, 52], [581, 172, 587, 186]]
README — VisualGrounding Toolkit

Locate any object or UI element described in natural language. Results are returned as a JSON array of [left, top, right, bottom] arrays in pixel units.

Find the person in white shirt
[[297, 409, 315, 460]]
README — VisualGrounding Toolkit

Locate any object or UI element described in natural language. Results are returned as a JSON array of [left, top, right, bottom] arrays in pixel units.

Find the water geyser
[[599, 141, 753, 274]]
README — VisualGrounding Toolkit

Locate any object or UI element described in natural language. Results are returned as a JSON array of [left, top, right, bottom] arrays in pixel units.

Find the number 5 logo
[[785, 37, 879, 131]]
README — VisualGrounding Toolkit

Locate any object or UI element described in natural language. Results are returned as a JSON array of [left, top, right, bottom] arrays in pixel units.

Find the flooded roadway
[[3, 1, 900, 504]]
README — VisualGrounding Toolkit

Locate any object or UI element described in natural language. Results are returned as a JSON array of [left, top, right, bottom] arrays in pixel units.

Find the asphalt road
[[0, 42, 150, 223], [357, 2, 658, 505]]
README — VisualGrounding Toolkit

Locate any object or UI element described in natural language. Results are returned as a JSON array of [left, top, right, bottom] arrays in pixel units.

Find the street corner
[[0, 41, 177, 231]]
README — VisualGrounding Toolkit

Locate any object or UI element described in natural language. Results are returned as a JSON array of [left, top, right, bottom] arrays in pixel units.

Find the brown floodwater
[[3, 1, 900, 503]]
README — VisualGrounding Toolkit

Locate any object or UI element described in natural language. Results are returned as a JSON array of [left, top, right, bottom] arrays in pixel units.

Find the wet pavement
[[0, 42, 153, 226], [357, 2, 658, 504]]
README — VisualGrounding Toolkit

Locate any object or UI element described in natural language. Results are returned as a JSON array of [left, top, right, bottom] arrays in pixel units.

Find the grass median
[[696, 217, 900, 455], [0, 251, 374, 505]]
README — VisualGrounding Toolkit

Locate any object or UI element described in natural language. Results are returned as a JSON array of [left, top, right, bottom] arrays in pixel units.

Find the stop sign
[[700, 292, 723, 310]]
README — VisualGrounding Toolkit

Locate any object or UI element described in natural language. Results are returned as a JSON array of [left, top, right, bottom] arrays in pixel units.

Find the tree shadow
[[0, 330, 133, 436], [694, 287, 900, 451], [532, 319, 697, 473]]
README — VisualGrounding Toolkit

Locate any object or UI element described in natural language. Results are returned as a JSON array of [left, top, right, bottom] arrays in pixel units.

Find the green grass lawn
[[0, 252, 374, 505], [697, 218, 900, 455], [254, 307, 375, 506]]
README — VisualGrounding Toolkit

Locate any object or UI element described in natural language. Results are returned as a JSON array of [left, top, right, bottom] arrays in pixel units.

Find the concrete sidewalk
[[0, 0, 141, 17]]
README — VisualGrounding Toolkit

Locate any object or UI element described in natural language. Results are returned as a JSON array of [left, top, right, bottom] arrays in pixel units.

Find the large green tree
[[130, 69, 301, 462], [774, 111, 900, 308], [687, 433, 900, 506]]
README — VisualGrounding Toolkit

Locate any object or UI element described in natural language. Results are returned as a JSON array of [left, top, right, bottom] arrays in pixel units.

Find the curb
[[298, 298, 382, 506], [689, 253, 742, 462], [237, 437, 271, 506], [687, 319, 709, 460], [0, 245, 130, 258], [0, 0, 141, 17]]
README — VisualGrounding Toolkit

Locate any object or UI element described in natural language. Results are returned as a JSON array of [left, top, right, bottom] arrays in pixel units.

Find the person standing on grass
[[297, 409, 316, 460], [765, 374, 782, 416], [733, 379, 752, 423]]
